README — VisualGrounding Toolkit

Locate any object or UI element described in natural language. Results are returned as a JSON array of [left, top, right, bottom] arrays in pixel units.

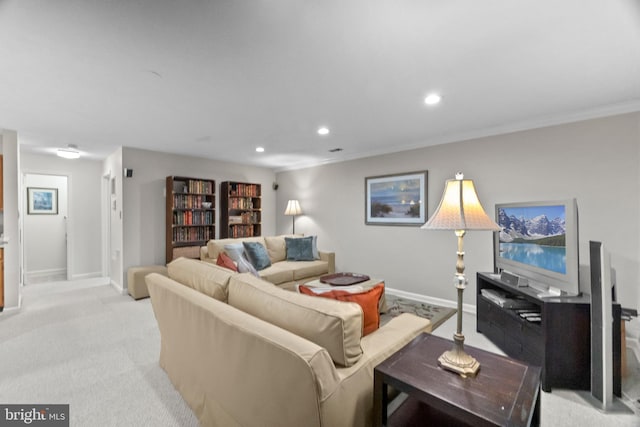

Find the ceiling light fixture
[[57, 144, 80, 159], [256, 146, 265, 153], [424, 93, 442, 105], [317, 127, 330, 136]]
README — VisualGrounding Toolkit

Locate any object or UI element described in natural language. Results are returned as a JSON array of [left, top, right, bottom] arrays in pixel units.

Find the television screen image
[[497, 204, 567, 275], [494, 199, 580, 296]]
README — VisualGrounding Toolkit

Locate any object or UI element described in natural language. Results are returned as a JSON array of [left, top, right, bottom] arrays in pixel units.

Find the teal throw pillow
[[242, 241, 272, 271], [285, 236, 315, 261]]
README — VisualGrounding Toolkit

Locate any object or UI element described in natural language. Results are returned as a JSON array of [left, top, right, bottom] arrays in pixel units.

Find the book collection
[[181, 179, 214, 194], [173, 210, 214, 226], [228, 224, 255, 238], [173, 194, 212, 209], [173, 226, 214, 243], [229, 183, 260, 197], [228, 197, 257, 210], [168, 178, 264, 260]]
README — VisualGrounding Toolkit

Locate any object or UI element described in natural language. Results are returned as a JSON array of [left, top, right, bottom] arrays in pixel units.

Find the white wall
[[23, 174, 67, 280], [22, 153, 103, 279], [120, 147, 276, 289], [275, 113, 640, 318]]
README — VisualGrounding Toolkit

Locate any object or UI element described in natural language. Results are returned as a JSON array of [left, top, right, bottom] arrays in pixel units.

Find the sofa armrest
[[200, 246, 216, 264], [319, 313, 430, 427], [319, 251, 335, 273], [360, 313, 431, 366]]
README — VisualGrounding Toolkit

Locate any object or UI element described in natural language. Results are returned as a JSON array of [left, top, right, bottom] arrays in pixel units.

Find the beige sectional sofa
[[146, 257, 431, 427], [199, 234, 335, 290]]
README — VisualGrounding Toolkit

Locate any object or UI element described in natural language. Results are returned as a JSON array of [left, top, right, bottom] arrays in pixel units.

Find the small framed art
[[27, 187, 58, 215], [365, 171, 427, 226]]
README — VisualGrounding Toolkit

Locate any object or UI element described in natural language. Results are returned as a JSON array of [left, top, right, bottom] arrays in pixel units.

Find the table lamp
[[284, 200, 302, 234], [421, 172, 500, 376]]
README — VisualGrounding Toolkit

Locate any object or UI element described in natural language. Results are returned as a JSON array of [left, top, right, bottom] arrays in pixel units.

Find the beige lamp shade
[[422, 173, 499, 231], [284, 200, 302, 216]]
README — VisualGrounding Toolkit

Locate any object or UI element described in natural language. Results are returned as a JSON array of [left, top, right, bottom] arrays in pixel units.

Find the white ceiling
[[1, 0, 639, 170]]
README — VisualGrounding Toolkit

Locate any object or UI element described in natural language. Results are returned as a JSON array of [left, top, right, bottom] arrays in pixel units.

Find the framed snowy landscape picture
[[27, 187, 58, 215], [365, 171, 427, 226]]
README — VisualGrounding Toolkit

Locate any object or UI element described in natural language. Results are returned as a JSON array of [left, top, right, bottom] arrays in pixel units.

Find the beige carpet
[[380, 294, 456, 330]]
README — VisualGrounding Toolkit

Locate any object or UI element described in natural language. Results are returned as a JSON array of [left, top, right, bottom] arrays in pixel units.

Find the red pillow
[[216, 252, 238, 272], [299, 284, 384, 336]]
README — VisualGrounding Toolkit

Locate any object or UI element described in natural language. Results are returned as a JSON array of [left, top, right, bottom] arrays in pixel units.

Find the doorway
[[22, 173, 70, 284]]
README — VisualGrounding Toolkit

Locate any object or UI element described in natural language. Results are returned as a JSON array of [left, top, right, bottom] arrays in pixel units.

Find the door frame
[[101, 173, 111, 279], [21, 171, 71, 283]]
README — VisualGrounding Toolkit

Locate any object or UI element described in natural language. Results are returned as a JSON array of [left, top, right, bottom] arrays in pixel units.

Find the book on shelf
[[173, 226, 214, 243], [172, 179, 214, 194], [229, 183, 259, 197], [229, 224, 255, 238]]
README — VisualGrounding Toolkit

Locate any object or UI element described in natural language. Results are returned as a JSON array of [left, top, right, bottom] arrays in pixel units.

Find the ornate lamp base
[[438, 347, 480, 377]]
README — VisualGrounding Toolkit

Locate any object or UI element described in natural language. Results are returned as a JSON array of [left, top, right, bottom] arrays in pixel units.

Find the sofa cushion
[[285, 236, 315, 261], [242, 241, 272, 270], [167, 257, 233, 301], [216, 252, 238, 272], [264, 235, 291, 263], [281, 260, 330, 281], [299, 284, 384, 336], [228, 273, 364, 367], [258, 263, 294, 285]]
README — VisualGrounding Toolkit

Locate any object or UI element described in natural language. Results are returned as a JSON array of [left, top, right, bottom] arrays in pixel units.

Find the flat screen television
[[494, 199, 580, 296]]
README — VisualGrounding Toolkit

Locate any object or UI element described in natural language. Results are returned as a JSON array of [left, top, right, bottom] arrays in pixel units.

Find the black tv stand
[[476, 272, 621, 393]]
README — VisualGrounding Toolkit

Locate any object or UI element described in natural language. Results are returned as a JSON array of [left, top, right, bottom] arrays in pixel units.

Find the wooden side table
[[374, 333, 541, 427]]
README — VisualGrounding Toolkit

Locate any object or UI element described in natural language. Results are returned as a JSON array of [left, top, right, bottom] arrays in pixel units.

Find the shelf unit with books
[[166, 176, 215, 263], [220, 181, 261, 238]]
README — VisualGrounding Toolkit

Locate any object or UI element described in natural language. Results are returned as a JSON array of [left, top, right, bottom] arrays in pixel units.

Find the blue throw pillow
[[311, 235, 320, 260], [224, 243, 260, 277], [224, 243, 245, 262], [242, 241, 272, 271], [285, 236, 315, 261]]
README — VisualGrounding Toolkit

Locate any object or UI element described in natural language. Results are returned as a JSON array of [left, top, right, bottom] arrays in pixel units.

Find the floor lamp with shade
[[284, 200, 302, 234], [421, 172, 500, 377]]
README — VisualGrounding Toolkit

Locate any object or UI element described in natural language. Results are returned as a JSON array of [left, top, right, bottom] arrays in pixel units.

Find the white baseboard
[[71, 271, 105, 281], [110, 279, 125, 295], [385, 287, 476, 316], [24, 268, 66, 283]]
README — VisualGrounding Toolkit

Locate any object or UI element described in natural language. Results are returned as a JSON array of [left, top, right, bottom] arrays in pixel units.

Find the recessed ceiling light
[[57, 144, 80, 159], [256, 146, 265, 153], [424, 93, 442, 105], [317, 127, 330, 136]]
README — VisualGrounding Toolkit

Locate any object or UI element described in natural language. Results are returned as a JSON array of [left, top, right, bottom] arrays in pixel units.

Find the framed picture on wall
[[365, 171, 428, 226], [27, 187, 58, 215]]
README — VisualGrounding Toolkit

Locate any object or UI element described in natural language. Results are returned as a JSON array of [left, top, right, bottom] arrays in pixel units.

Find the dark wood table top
[[375, 333, 541, 427]]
